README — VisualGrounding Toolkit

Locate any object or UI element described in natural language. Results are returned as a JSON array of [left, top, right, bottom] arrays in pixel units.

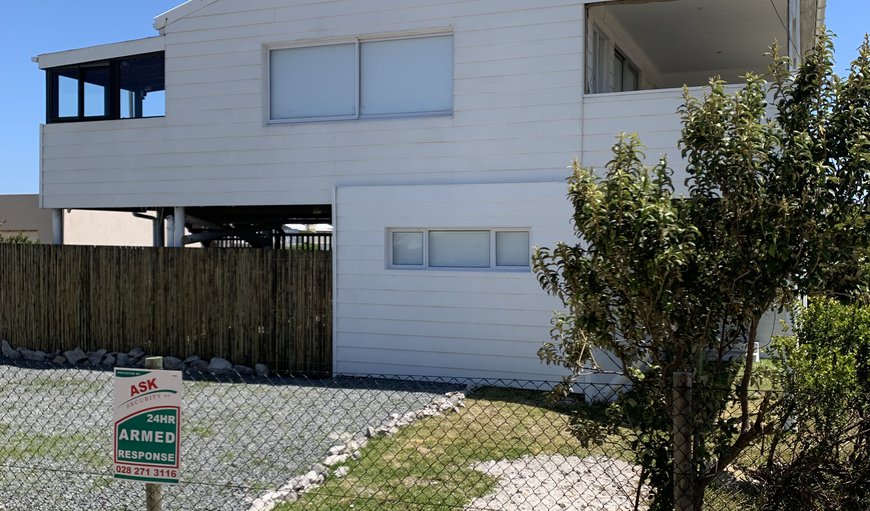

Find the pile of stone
[[0, 339, 269, 376], [365, 391, 465, 438], [248, 390, 467, 511]]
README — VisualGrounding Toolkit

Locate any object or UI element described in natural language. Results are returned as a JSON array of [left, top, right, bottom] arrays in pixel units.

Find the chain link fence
[[0, 359, 847, 511]]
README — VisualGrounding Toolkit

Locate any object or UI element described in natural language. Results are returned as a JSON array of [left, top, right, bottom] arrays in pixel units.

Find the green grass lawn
[[277, 387, 635, 511], [276, 385, 781, 511]]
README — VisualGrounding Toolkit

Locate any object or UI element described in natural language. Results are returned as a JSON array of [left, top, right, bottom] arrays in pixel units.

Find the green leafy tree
[[534, 33, 870, 510]]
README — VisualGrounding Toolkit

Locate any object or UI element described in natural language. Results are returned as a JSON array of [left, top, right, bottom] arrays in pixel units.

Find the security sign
[[113, 368, 182, 484]]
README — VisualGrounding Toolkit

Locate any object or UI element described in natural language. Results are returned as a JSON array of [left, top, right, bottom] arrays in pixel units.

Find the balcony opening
[[119, 53, 165, 119], [586, 0, 791, 94], [46, 52, 165, 123]]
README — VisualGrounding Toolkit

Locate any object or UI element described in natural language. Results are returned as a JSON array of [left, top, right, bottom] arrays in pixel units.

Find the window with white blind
[[388, 229, 530, 270], [270, 34, 453, 122]]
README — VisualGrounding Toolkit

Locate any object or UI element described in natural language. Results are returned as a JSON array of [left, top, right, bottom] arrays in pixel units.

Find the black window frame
[[46, 51, 165, 124]]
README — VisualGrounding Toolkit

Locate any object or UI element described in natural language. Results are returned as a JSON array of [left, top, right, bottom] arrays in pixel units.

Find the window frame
[[46, 51, 165, 124], [386, 228, 531, 271], [266, 31, 454, 124], [613, 48, 640, 92]]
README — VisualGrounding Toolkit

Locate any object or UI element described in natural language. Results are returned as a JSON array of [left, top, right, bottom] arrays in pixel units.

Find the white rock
[[324, 454, 348, 466], [334, 466, 350, 478]]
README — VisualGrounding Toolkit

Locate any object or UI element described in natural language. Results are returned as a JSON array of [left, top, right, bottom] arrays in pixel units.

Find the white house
[[34, 0, 824, 381]]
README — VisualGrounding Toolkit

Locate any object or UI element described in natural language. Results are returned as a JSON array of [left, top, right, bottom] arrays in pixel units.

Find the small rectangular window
[[388, 228, 530, 270], [392, 232, 424, 266], [429, 230, 490, 268], [495, 231, 530, 267]]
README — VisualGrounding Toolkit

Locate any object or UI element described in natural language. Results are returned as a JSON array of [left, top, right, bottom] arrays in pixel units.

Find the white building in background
[[34, 0, 823, 380]]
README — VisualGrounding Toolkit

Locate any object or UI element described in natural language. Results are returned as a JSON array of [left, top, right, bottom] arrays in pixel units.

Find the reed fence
[[0, 244, 331, 373]]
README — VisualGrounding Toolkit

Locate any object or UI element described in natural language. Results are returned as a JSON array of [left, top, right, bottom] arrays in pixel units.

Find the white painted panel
[[336, 303, 553, 328], [581, 84, 745, 193], [335, 181, 574, 380]]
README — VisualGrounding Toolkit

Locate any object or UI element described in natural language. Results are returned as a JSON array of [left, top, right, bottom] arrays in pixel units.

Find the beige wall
[[0, 195, 53, 243], [0, 194, 153, 246]]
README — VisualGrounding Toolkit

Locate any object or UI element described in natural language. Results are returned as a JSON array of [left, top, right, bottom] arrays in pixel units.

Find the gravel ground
[[466, 454, 649, 511], [0, 361, 460, 511]]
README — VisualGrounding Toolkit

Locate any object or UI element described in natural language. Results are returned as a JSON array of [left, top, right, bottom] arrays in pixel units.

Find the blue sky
[[0, 1, 868, 195]]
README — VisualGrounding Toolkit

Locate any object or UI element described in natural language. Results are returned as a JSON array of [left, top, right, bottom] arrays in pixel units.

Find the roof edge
[[154, 0, 221, 30], [34, 36, 165, 69]]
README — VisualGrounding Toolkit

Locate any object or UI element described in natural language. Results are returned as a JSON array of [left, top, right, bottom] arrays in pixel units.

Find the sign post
[[113, 357, 182, 511]]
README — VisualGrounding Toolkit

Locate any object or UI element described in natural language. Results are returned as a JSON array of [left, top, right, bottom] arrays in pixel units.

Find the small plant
[[0, 220, 38, 244]]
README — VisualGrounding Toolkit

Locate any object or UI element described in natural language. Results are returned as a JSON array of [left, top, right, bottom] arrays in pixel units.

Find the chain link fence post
[[673, 371, 693, 511]]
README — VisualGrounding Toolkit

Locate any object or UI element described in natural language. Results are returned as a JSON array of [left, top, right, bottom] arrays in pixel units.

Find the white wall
[[62, 210, 154, 247], [334, 181, 578, 381], [41, 0, 584, 209], [581, 84, 744, 193]]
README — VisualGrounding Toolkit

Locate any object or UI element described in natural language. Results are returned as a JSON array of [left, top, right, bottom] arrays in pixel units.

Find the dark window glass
[[46, 52, 165, 123]]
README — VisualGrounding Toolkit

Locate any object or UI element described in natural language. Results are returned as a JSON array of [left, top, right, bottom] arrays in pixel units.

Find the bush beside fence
[[0, 244, 331, 373]]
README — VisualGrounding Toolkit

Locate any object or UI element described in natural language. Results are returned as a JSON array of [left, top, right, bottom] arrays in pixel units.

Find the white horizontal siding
[[334, 181, 576, 380], [42, 0, 583, 209], [581, 85, 744, 194]]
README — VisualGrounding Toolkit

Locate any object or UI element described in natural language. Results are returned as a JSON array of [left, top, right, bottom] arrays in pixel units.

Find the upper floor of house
[[36, 0, 825, 210]]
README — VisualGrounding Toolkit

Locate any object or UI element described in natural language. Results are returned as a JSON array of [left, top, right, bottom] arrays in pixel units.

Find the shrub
[[762, 299, 870, 510]]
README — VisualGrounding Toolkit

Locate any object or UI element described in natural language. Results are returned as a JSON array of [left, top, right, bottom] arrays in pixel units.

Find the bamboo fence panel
[[0, 244, 332, 374]]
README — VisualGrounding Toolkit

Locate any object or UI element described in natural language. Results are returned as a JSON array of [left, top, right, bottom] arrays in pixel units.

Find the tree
[[534, 33, 870, 510]]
